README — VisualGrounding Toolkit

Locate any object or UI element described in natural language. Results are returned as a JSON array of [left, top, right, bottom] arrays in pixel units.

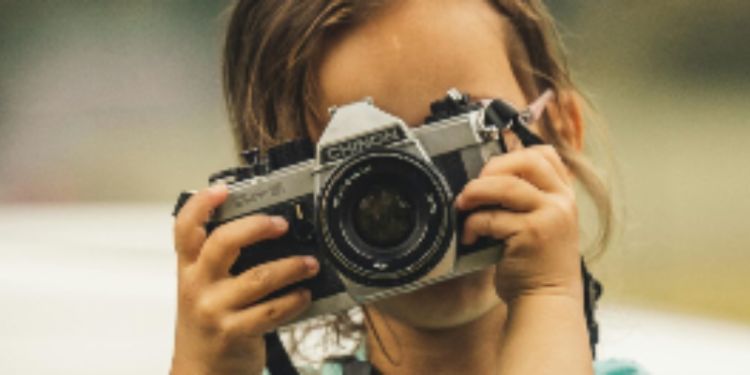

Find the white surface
[[598, 306, 750, 374], [1, 204, 749, 374]]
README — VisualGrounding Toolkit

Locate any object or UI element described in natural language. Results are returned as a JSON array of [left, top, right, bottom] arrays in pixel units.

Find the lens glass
[[352, 183, 415, 248]]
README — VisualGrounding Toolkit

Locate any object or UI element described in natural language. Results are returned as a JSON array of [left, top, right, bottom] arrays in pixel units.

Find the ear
[[546, 90, 585, 152]]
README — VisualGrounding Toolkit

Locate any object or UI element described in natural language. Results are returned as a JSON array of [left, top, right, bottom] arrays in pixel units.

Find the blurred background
[[1, 1, 749, 374]]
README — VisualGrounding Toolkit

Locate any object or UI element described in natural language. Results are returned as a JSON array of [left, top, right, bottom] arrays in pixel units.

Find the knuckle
[[529, 151, 547, 167], [548, 193, 576, 217], [488, 213, 503, 237], [521, 215, 542, 241], [556, 196, 578, 221], [503, 177, 521, 196], [539, 144, 557, 156], [178, 227, 206, 251], [246, 266, 270, 290], [481, 156, 503, 175], [262, 303, 283, 324], [173, 217, 190, 239], [208, 227, 236, 252], [178, 281, 197, 305], [215, 318, 239, 347], [487, 155, 504, 166], [293, 290, 311, 309], [479, 213, 494, 235], [464, 213, 478, 229], [177, 268, 200, 303], [519, 146, 536, 157], [287, 290, 307, 307], [214, 331, 233, 351], [194, 295, 221, 326], [178, 289, 197, 310], [541, 145, 566, 169], [192, 227, 208, 247], [465, 212, 479, 227], [564, 184, 576, 199], [209, 227, 229, 247], [527, 222, 544, 243]]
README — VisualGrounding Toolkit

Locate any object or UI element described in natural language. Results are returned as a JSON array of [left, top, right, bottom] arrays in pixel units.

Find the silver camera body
[[195, 90, 512, 324]]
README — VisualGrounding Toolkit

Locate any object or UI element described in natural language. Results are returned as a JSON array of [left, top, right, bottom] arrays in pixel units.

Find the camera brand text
[[321, 127, 405, 163]]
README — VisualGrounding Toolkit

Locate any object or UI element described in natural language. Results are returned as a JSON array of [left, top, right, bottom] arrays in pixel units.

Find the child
[[171, 0, 643, 373]]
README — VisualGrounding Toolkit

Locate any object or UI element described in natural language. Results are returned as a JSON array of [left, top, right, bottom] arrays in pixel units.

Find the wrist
[[507, 290, 583, 310], [499, 291, 594, 374], [503, 277, 584, 310]]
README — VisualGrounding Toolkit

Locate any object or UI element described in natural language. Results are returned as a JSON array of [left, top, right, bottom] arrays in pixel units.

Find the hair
[[222, 0, 614, 363]]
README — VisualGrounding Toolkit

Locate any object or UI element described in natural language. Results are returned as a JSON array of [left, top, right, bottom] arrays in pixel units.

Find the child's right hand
[[170, 185, 320, 375]]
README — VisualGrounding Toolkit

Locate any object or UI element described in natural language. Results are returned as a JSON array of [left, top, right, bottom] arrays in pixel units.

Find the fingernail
[[454, 194, 463, 209], [270, 216, 288, 230], [303, 256, 319, 272]]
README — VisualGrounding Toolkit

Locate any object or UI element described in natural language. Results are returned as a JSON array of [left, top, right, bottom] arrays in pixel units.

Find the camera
[[174, 89, 545, 325]]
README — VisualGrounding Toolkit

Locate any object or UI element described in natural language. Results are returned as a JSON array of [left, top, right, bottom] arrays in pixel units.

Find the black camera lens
[[317, 148, 455, 287], [352, 184, 415, 248]]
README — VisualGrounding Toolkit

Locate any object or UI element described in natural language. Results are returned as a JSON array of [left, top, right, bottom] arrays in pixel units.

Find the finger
[[462, 209, 524, 245], [217, 256, 319, 309], [197, 214, 289, 279], [534, 145, 571, 185], [173, 184, 228, 266], [479, 147, 566, 193], [223, 288, 312, 337], [456, 175, 543, 212]]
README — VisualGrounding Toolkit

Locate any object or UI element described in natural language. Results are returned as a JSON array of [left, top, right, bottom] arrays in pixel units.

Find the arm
[[458, 145, 593, 374], [171, 185, 319, 375], [498, 293, 592, 374]]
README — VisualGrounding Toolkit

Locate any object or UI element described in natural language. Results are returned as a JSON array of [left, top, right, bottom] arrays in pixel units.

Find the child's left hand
[[455, 145, 583, 304]]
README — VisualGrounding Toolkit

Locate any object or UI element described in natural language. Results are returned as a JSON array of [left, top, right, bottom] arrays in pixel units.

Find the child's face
[[314, 0, 526, 328]]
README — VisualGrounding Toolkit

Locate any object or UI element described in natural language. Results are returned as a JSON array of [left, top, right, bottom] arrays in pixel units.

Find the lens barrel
[[317, 149, 454, 287]]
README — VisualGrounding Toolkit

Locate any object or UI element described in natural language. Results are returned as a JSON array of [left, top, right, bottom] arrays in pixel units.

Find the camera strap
[[264, 331, 299, 375]]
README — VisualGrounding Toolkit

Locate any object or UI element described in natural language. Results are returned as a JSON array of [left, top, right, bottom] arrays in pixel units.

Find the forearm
[[497, 293, 593, 375]]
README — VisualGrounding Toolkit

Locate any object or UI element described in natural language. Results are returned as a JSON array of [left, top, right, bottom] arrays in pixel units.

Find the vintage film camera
[[174, 89, 587, 324]]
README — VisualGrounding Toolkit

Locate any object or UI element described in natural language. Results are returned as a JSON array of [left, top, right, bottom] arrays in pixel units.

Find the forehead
[[316, 0, 527, 129]]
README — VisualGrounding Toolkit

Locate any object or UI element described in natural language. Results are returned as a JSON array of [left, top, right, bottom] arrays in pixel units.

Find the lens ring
[[317, 148, 454, 287]]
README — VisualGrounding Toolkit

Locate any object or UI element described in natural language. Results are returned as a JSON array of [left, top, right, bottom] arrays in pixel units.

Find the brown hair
[[222, 0, 613, 361]]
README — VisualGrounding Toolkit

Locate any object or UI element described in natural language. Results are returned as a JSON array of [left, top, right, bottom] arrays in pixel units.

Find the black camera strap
[[264, 331, 298, 375]]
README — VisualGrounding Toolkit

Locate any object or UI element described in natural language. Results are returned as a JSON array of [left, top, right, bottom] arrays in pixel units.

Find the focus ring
[[316, 148, 454, 287]]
